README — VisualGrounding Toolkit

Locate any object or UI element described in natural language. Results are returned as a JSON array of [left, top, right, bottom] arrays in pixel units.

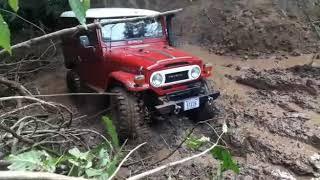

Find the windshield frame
[[99, 17, 166, 43]]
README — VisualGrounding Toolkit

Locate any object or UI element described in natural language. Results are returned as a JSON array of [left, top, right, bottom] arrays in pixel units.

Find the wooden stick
[[0, 171, 86, 180], [107, 142, 147, 180], [0, 123, 34, 144], [32, 92, 119, 97], [0, 76, 31, 96], [0, 9, 183, 56], [0, 96, 58, 108], [127, 133, 224, 180]]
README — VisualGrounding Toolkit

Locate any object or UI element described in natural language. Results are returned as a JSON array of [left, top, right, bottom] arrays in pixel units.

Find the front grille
[[165, 71, 189, 83]]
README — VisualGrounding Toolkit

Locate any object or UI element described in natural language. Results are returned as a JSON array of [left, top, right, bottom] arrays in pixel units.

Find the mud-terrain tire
[[188, 79, 218, 121], [66, 70, 81, 93], [109, 87, 145, 141]]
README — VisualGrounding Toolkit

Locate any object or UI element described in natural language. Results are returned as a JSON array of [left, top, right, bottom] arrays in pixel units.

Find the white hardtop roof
[[60, 8, 160, 19]]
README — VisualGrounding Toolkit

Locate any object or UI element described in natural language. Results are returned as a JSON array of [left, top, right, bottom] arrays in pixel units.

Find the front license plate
[[184, 97, 200, 111]]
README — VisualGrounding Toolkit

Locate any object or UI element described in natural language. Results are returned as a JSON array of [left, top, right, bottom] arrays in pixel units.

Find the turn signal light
[[204, 63, 213, 75], [134, 75, 145, 86]]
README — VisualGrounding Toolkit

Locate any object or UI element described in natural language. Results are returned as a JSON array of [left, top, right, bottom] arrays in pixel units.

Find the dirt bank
[[92, 0, 320, 56]]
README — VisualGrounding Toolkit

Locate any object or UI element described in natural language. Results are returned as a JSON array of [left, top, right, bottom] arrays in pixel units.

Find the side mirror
[[79, 35, 91, 48]]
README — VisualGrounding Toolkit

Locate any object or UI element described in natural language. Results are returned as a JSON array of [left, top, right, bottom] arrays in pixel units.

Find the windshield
[[101, 19, 163, 42]]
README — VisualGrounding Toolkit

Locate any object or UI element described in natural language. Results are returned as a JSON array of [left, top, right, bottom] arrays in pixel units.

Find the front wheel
[[109, 87, 146, 141], [187, 79, 218, 121]]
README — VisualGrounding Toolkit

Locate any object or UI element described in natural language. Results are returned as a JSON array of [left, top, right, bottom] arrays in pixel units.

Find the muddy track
[[27, 45, 320, 179], [182, 45, 320, 179]]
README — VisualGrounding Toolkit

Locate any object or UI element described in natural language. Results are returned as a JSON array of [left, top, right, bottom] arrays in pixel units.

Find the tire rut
[[228, 123, 319, 177]]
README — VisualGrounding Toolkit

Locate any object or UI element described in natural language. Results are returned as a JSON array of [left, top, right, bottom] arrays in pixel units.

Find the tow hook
[[174, 104, 182, 114], [208, 96, 214, 105]]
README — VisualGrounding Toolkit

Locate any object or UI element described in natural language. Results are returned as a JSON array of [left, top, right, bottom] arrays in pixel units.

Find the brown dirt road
[[28, 44, 320, 179], [182, 45, 320, 179]]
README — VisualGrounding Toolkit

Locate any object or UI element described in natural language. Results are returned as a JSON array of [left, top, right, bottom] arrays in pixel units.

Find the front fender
[[108, 71, 149, 91]]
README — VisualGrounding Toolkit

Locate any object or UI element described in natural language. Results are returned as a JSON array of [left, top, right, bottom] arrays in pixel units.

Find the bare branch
[[0, 76, 31, 96], [0, 9, 183, 56], [0, 103, 40, 118], [108, 142, 147, 180], [32, 92, 119, 97], [127, 133, 225, 180], [0, 123, 34, 144], [150, 119, 215, 166], [0, 96, 61, 109]]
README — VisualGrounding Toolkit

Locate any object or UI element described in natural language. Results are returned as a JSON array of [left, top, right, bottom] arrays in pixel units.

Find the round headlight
[[151, 73, 163, 87], [190, 66, 201, 79]]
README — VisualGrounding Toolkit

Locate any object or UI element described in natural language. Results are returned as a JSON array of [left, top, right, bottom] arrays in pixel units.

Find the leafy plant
[[68, 0, 90, 28], [102, 116, 120, 150], [185, 135, 210, 150], [0, 14, 11, 54], [7, 150, 57, 172], [8, 0, 19, 12], [185, 135, 240, 178], [7, 116, 121, 179], [211, 146, 240, 175], [66, 147, 112, 178], [0, 0, 90, 54]]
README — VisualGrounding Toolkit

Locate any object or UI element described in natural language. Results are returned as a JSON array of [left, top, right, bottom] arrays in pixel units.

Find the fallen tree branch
[[0, 9, 183, 56], [108, 142, 147, 180], [0, 96, 70, 113], [127, 132, 225, 180], [0, 123, 34, 144], [149, 119, 216, 166], [32, 92, 119, 97], [0, 76, 31, 96], [0, 171, 86, 180], [0, 103, 40, 118]]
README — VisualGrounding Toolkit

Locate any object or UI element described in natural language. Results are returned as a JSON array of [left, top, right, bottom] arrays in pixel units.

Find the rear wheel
[[109, 87, 145, 141], [187, 79, 218, 121]]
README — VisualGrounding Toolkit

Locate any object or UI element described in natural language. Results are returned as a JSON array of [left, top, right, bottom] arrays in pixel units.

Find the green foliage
[[0, 0, 90, 54], [7, 150, 56, 172], [6, 116, 121, 179], [8, 0, 19, 12], [185, 135, 240, 177], [66, 147, 110, 178], [211, 146, 240, 174], [102, 116, 120, 150], [7, 147, 114, 178], [68, 0, 90, 28], [69, 147, 90, 161], [0, 13, 11, 54], [185, 135, 210, 151]]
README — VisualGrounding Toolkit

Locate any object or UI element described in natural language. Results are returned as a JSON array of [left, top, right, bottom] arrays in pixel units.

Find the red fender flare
[[108, 71, 149, 91]]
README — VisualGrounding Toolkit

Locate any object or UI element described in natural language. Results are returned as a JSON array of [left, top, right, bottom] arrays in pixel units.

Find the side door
[[77, 28, 105, 89]]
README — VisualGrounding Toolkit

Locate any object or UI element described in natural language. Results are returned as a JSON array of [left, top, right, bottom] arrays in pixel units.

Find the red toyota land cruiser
[[60, 8, 220, 139]]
